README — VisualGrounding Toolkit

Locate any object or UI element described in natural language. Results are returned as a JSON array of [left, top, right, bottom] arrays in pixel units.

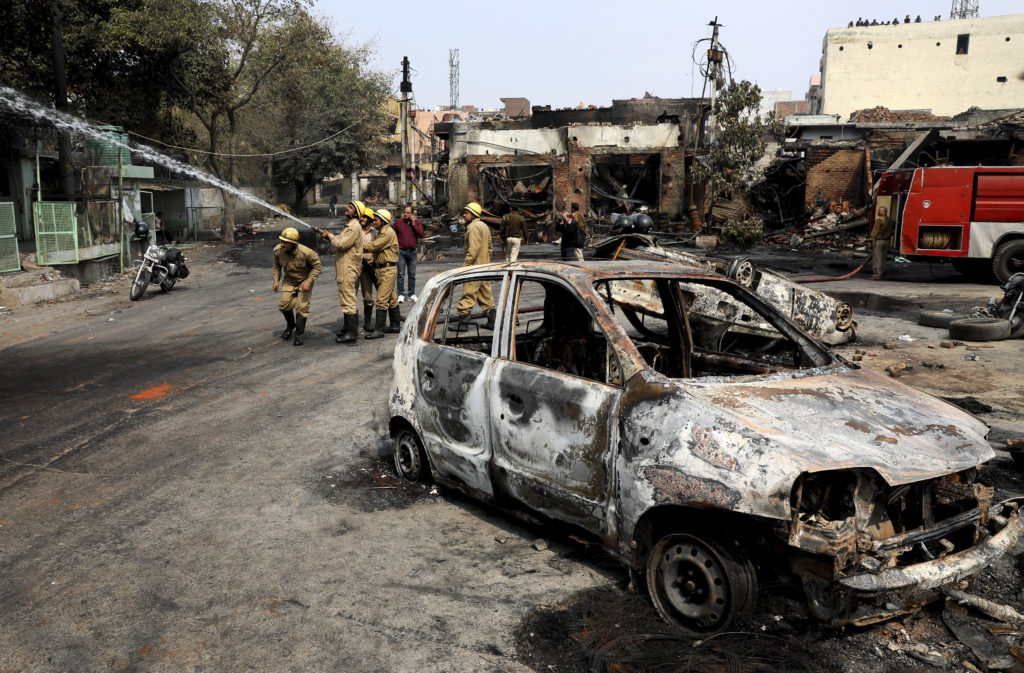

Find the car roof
[[444, 259, 720, 283]]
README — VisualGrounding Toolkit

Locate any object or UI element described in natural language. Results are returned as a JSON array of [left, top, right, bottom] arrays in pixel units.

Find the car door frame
[[487, 269, 624, 535], [411, 269, 509, 498]]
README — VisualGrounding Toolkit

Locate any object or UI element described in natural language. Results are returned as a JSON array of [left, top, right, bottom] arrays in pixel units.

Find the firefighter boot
[[365, 310, 388, 340], [387, 306, 402, 333], [335, 313, 359, 343], [484, 308, 496, 331], [280, 310, 295, 339], [363, 303, 374, 331], [293, 316, 306, 346]]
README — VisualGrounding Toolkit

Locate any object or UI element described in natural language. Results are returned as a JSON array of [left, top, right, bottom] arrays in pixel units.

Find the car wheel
[[992, 239, 1024, 285], [918, 310, 965, 328], [948, 317, 1012, 341], [726, 258, 758, 288], [835, 302, 855, 331], [645, 533, 757, 635], [393, 427, 429, 483]]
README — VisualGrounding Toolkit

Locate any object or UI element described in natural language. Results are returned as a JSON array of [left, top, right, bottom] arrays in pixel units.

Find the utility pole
[[399, 56, 412, 205], [703, 18, 724, 221], [449, 49, 460, 110], [51, 0, 75, 199]]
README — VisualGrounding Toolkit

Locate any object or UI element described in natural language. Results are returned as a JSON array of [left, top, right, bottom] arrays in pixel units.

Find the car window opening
[[428, 277, 499, 354], [597, 278, 826, 378], [510, 278, 620, 385]]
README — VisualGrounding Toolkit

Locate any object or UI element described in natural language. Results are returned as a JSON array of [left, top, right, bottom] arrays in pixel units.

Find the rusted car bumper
[[817, 499, 1022, 626]]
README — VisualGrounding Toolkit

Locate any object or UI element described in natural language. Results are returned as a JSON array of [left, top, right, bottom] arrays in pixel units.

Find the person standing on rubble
[[571, 202, 588, 246], [456, 202, 496, 329], [556, 208, 584, 262], [393, 204, 424, 303], [273, 227, 322, 346], [319, 200, 364, 343], [356, 207, 378, 334], [481, 209, 529, 262], [869, 205, 893, 280], [364, 209, 402, 339]]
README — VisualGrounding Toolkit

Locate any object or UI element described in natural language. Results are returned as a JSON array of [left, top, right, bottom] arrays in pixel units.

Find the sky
[[313, 0, 1022, 111]]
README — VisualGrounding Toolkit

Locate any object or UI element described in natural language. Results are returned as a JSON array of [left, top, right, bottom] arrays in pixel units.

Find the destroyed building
[[433, 98, 701, 226]]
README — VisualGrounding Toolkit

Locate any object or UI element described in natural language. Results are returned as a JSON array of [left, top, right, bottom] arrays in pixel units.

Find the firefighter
[[357, 206, 378, 333], [273, 227, 322, 346], [869, 205, 893, 280], [319, 201, 364, 343], [364, 209, 402, 339], [456, 202, 496, 330]]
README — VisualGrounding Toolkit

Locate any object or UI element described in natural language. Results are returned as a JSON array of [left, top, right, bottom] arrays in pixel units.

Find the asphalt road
[[0, 231, 615, 673], [2, 227, 1022, 673]]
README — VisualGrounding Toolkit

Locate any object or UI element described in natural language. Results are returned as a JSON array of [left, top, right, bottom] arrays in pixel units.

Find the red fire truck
[[873, 166, 1024, 283]]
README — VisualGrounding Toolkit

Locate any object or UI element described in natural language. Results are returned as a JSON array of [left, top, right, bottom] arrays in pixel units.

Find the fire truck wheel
[[992, 239, 1024, 285], [918, 310, 965, 328], [948, 317, 1012, 342]]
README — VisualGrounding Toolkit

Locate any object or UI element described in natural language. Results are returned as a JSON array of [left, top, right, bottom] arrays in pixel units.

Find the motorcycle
[[990, 272, 1024, 339], [130, 244, 190, 301]]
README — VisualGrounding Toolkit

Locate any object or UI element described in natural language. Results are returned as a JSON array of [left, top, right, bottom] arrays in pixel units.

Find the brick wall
[[805, 148, 866, 207]]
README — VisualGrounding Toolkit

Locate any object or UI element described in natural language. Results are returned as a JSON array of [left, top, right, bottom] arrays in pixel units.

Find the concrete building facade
[[819, 14, 1024, 119]]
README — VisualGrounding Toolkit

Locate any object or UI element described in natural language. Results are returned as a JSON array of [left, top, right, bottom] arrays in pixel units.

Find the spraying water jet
[[0, 86, 315, 231]]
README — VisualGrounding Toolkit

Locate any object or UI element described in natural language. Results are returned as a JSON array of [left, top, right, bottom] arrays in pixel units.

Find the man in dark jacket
[[392, 204, 424, 303], [555, 209, 584, 261]]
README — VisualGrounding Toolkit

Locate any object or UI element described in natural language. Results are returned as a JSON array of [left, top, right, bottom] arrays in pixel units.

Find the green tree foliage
[[1, 0, 392, 237], [692, 80, 781, 200], [245, 39, 392, 214]]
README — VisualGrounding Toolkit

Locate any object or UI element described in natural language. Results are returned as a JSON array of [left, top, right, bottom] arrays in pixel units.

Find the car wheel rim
[[394, 433, 420, 479], [734, 261, 755, 286], [836, 303, 854, 330]]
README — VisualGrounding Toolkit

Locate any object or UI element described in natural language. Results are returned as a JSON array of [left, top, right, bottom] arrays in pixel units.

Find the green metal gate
[[34, 202, 79, 265], [0, 202, 19, 273]]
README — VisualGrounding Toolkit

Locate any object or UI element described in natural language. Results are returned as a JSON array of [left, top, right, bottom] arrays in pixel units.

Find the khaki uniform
[[273, 242, 322, 318], [457, 217, 495, 315], [365, 223, 400, 310], [358, 227, 377, 303], [503, 213, 527, 262], [328, 218, 363, 314], [870, 209, 895, 278]]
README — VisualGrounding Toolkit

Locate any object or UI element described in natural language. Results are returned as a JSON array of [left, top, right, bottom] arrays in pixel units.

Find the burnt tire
[[992, 239, 1024, 285], [948, 317, 1012, 341], [393, 426, 429, 483], [726, 258, 758, 289], [645, 533, 757, 636], [918, 310, 965, 328]]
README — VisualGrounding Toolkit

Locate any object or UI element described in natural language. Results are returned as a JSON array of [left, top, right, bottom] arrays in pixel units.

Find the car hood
[[682, 367, 992, 486]]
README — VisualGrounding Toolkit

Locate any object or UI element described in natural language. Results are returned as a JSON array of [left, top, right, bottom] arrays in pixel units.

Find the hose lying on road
[[796, 259, 869, 284]]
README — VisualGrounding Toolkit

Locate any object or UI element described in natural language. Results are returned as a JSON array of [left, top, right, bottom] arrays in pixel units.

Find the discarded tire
[[948, 317, 1012, 341], [918, 310, 965, 328]]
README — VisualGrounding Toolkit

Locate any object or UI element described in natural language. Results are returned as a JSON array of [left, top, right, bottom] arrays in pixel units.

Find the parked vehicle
[[593, 233, 856, 344], [873, 166, 1024, 282], [130, 245, 189, 300], [387, 260, 1022, 635]]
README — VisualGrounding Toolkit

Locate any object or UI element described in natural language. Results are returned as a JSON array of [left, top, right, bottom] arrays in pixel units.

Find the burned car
[[387, 260, 1021, 635], [594, 233, 855, 345]]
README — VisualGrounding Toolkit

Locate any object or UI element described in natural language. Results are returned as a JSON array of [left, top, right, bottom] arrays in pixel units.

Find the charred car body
[[387, 260, 1021, 634], [594, 233, 855, 345]]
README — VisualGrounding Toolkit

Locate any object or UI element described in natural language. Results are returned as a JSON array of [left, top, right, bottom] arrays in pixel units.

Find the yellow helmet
[[376, 208, 392, 225], [349, 200, 366, 218], [363, 207, 375, 221], [463, 202, 482, 218], [279, 227, 300, 244]]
